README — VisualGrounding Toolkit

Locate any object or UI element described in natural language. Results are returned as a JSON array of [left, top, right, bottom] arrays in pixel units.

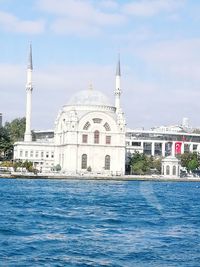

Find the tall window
[[166, 165, 170, 175], [105, 155, 110, 170], [173, 166, 176, 176], [94, 130, 100, 144], [82, 134, 88, 143], [82, 154, 87, 169], [106, 136, 111, 144]]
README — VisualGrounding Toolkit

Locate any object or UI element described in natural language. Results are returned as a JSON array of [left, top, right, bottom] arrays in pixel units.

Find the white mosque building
[[14, 46, 126, 175]]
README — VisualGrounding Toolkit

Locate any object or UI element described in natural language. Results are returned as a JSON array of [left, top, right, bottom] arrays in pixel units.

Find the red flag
[[175, 142, 182, 154]]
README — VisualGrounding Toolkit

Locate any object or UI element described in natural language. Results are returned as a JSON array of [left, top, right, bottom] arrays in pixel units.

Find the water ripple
[[0, 179, 200, 266]]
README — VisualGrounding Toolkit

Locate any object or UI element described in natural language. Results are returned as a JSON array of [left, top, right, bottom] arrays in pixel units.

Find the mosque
[[14, 46, 200, 176], [13, 46, 126, 175]]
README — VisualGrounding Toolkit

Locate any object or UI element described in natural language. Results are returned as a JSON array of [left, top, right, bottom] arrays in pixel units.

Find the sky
[[0, 0, 200, 130]]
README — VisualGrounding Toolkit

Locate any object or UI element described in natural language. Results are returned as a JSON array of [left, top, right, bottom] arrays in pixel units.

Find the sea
[[0, 178, 200, 267]]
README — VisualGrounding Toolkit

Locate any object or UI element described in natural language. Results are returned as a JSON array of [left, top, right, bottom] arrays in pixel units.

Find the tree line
[[127, 151, 200, 175], [0, 118, 26, 160]]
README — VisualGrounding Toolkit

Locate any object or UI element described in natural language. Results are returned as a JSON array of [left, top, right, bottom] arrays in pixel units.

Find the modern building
[[126, 125, 200, 159]]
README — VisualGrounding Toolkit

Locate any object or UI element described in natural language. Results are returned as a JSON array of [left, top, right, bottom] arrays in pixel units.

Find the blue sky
[[0, 0, 200, 130]]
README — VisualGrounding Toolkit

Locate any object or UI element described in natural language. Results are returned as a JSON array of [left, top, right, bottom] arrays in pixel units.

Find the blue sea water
[[0, 179, 200, 267]]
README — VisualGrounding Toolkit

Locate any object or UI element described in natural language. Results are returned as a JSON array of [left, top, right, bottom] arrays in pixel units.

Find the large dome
[[67, 90, 112, 106]]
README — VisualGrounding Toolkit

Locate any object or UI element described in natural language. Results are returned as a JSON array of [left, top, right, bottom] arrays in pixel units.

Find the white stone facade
[[13, 51, 126, 175], [14, 141, 54, 172], [14, 90, 126, 175], [53, 92, 125, 175], [161, 156, 180, 178]]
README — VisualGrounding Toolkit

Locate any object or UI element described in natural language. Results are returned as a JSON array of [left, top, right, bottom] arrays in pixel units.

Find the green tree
[[132, 160, 146, 175], [22, 160, 33, 172], [188, 159, 198, 172], [55, 164, 61, 172], [180, 152, 200, 172], [0, 117, 26, 160], [128, 152, 162, 175], [129, 152, 150, 175], [13, 160, 23, 172], [153, 158, 162, 174], [0, 127, 12, 160], [4, 117, 26, 143]]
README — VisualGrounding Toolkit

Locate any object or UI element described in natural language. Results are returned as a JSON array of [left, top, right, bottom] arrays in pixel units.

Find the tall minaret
[[115, 55, 121, 112], [24, 44, 33, 142]]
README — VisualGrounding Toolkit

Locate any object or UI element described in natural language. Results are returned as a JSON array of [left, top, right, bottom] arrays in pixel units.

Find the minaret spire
[[24, 44, 33, 142], [116, 54, 121, 76], [28, 43, 33, 70], [115, 54, 121, 112]]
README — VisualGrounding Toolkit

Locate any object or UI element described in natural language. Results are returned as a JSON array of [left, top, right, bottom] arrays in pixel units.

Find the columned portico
[[181, 142, 184, 154], [151, 142, 155, 156], [162, 142, 166, 157]]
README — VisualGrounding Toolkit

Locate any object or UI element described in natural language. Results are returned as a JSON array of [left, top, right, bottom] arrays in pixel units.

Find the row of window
[[165, 165, 178, 176], [82, 131, 111, 144], [83, 121, 111, 131], [81, 154, 111, 170], [19, 150, 54, 159]]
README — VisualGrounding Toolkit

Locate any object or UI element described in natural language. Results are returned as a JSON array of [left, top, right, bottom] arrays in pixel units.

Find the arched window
[[166, 165, 170, 175], [105, 155, 110, 170], [81, 154, 87, 169], [94, 130, 100, 144], [83, 121, 91, 130], [104, 122, 111, 131], [173, 166, 176, 176]]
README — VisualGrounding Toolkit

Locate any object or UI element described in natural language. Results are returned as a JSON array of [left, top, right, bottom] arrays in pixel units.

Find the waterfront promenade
[[1, 172, 200, 182]]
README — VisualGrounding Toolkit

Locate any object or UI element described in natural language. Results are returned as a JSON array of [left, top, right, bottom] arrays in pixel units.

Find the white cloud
[[37, 0, 124, 25], [1, 59, 200, 129], [0, 64, 25, 123], [51, 18, 100, 36], [0, 62, 116, 128], [137, 38, 200, 82], [37, 0, 126, 36], [98, 0, 119, 10], [123, 0, 185, 17], [0, 10, 45, 34]]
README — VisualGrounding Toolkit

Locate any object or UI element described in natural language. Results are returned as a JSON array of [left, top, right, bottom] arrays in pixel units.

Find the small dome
[[67, 90, 112, 106]]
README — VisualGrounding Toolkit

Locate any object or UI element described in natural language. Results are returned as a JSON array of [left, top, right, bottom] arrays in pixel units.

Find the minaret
[[115, 55, 121, 112], [24, 44, 33, 142]]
